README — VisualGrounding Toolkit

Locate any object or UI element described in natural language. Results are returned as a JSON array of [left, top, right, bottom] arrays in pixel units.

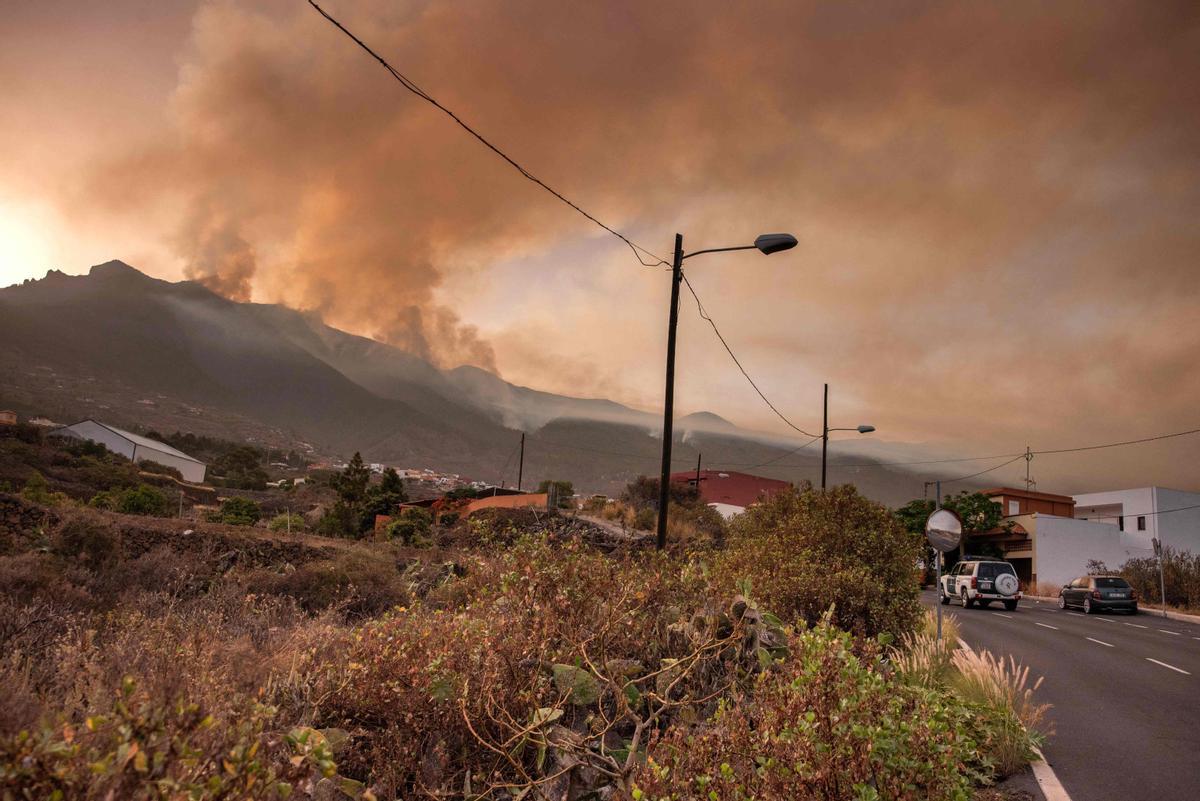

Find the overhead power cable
[[306, 0, 668, 269], [680, 272, 820, 438]]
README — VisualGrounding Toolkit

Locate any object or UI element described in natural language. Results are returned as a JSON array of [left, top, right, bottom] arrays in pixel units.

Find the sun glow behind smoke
[[0, 199, 58, 287]]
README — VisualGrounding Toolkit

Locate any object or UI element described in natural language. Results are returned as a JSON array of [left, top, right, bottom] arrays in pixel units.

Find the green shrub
[[712, 484, 922, 639], [247, 552, 407, 618], [20, 471, 70, 507], [89, 484, 170, 517], [633, 619, 982, 801], [137, 459, 182, 480], [267, 511, 304, 533], [632, 507, 656, 531], [385, 508, 433, 546], [208, 497, 261, 526]]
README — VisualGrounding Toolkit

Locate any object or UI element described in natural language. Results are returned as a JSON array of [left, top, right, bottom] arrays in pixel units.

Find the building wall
[[131, 444, 206, 483], [1031, 514, 1153, 587], [1153, 487, 1200, 554]]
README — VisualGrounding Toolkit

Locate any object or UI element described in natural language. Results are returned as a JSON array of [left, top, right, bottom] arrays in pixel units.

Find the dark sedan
[[1059, 575, 1138, 614]]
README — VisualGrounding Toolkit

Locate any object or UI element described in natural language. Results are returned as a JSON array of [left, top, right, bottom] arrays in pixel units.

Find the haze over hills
[[0, 261, 955, 503]]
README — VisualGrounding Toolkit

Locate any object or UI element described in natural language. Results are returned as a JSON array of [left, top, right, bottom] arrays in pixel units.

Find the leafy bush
[[89, 484, 170, 517], [267, 511, 304, 533], [136, 459, 183, 480], [385, 507, 433, 546], [208, 496, 261, 526], [633, 618, 982, 801], [713, 484, 922, 639], [20, 471, 70, 507]]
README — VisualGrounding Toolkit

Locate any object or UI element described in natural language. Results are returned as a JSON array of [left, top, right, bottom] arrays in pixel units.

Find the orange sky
[[2, 0, 1199, 490]]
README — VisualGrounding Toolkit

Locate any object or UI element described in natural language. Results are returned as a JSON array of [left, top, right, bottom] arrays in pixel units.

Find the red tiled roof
[[669, 470, 792, 509]]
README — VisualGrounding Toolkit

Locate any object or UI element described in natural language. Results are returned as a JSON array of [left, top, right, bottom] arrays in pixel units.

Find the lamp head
[[857, 425, 876, 434], [753, 233, 798, 255]]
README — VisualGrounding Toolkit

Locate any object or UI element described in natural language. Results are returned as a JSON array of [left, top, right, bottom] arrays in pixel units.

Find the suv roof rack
[[960, 555, 1008, 562]]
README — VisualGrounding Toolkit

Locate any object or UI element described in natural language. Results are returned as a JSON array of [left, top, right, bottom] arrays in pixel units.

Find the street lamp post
[[820, 383, 875, 490], [656, 232, 798, 550]]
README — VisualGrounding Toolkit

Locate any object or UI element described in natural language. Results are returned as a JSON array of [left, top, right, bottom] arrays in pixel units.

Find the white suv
[[940, 559, 1021, 611]]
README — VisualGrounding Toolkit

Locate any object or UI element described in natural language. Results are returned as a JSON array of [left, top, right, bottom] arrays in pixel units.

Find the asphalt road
[[920, 590, 1200, 801]]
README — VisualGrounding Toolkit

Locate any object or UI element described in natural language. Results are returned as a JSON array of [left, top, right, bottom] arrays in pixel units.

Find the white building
[[1074, 487, 1200, 555], [51, 420, 207, 483]]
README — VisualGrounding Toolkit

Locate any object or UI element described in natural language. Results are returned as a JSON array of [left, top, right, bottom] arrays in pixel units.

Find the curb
[[1023, 594, 1200, 624]]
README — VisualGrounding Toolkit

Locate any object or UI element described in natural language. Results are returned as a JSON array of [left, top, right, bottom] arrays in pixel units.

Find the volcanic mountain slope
[[0, 261, 935, 502]]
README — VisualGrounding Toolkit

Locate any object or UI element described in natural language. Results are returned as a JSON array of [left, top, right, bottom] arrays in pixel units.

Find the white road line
[[1035, 622, 1059, 630], [993, 613, 1014, 619], [1158, 629, 1182, 636], [1124, 622, 1148, 629], [1085, 637, 1114, 647], [1146, 658, 1191, 675], [1094, 617, 1116, 624], [1031, 746, 1074, 801]]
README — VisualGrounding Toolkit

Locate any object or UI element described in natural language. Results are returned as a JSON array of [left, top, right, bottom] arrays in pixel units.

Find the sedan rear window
[[1094, 577, 1130, 588], [977, 563, 1016, 579]]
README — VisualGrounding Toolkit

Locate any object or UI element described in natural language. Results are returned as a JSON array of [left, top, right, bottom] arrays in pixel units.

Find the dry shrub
[[951, 645, 1051, 777], [713, 484, 922, 639], [244, 550, 409, 618], [322, 536, 722, 797], [633, 618, 982, 801]]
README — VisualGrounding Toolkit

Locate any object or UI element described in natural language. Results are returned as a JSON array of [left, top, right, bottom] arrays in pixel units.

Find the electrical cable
[[307, 1, 669, 269], [680, 271, 820, 438]]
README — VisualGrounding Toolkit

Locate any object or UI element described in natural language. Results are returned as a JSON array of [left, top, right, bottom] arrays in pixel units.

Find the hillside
[[0, 261, 943, 503]]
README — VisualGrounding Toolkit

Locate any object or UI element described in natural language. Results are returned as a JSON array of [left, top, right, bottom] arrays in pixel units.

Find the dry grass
[[951, 645, 1052, 777], [893, 608, 960, 687]]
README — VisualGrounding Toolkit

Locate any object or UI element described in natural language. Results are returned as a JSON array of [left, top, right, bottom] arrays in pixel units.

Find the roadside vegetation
[[0, 428, 1050, 799]]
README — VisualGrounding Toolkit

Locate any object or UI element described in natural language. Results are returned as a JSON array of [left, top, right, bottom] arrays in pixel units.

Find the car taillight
[[1092, 590, 1102, 600], [970, 577, 978, 589]]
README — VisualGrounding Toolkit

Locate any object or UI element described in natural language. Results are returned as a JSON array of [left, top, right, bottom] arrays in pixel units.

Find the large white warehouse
[[51, 420, 207, 483]]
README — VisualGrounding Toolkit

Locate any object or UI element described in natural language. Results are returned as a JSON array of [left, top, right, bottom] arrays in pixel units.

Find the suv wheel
[[1003, 599, 1018, 611], [961, 588, 974, 609], [1083, 597, 1093, 614]]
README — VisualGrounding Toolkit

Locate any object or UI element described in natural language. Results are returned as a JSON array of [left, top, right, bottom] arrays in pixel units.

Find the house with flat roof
[[966, 487, 1152, 588], [1074, 487, 1200, 555]]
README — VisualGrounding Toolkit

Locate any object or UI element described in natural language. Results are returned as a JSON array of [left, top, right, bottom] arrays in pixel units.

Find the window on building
[[1137, 516, 1146, 531], [1008, 500, 1020, 515], [1118, 517, 1124, 531]]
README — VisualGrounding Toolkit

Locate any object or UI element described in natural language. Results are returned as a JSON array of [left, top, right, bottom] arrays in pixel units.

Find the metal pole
[[517, 432, 525, 492], [1155, 537, 1167, 618], [287, 506, 291, 536], [178, 490, 184, 519], [694, 452, 702, 487], [936, 479, 943, 641], [820, 383, 829, 490], [656, 233, 684, 551]]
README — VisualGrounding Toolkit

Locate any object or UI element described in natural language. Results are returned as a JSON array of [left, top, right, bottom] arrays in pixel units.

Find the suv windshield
[[977, 563, 1016, 579], [1095, 577, 1130, 588]]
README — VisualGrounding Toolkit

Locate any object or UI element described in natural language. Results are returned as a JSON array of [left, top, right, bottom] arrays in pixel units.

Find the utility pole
[[517, 432, 525, 492], [935, 479, 943, 640], [656, 234, 685, 551], [694, 452, 702, 488], [821, 383, 829, 490], [1023, 446, 1034, 492]]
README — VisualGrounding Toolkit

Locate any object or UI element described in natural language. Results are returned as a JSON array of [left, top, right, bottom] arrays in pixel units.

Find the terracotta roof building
[[669, 469, 793, 518]]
